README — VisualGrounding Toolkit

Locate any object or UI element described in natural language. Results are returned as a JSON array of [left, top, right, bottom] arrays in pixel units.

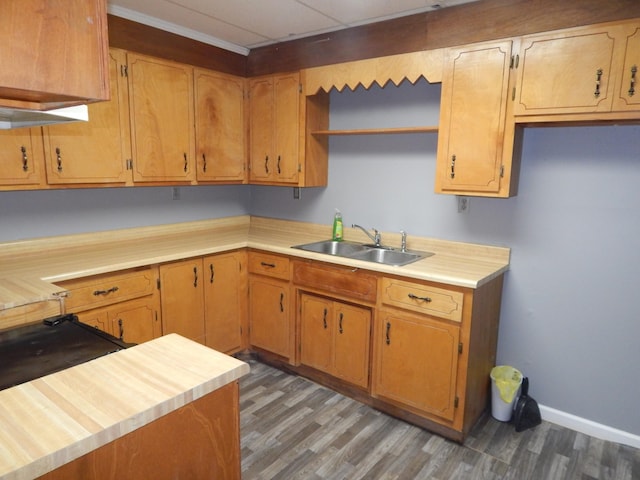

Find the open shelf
[[311, 126, 438, 136]]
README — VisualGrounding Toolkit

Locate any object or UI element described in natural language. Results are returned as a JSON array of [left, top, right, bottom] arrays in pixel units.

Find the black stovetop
[[0, 314, 133, 391]]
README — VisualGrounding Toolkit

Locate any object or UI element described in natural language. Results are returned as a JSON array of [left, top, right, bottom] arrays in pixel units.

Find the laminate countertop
[[0, 215, 510, 312], [0, 333, 250, 480]]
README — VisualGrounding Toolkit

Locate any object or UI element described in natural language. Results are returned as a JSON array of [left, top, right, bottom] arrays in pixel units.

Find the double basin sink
[[292, 240, 433, 267]]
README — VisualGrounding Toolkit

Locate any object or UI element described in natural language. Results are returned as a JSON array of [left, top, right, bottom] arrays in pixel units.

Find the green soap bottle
[[332, 209, 343, 241]]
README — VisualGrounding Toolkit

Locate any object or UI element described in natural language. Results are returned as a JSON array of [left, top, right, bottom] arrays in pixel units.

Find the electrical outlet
[[172, 187, 181, 200], [457, 196, 469, 213]]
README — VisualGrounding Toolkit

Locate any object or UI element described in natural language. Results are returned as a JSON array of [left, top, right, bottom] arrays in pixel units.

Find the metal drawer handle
[[202, 153, 207, 173], [260, 261, 276, 268], [408, 293, 432, 303], [210, 264, 215, 283], [21, 146, 28, 171], [629, 65, 637, 97], [118, 318, 124, 340], [264, 155, 269, 174], [193, 266, 198, 287], [93, 286, 119, 296], [594, 68, 603, 98], [279, 293, 284, 312], [450, 155, 456, 179], [56, 147, 62, 172], [323, 308, 328, 329], [183, 153, 188, 172], [339, 312, 344, 334], [385, 322, 391, 345]]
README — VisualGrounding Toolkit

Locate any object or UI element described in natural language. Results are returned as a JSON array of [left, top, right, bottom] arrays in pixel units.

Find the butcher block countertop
[[0, 333, 249, 480], [0, 215, 510, 312]]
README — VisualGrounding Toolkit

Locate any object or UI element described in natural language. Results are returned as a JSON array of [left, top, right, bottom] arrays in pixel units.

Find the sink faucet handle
[[400, 230, 407, 252], [372, 228, 381, 245]]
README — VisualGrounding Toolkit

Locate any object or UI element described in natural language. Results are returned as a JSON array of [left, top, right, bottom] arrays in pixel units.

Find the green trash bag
[[490, 365, 523, 403]]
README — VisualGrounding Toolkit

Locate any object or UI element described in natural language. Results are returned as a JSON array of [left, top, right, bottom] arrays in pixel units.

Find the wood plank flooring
[[239, 360, 640, 480]]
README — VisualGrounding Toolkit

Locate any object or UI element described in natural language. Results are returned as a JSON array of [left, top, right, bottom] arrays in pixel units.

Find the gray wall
[[1, 80, 639, 436], [0, 185, 250, 242]]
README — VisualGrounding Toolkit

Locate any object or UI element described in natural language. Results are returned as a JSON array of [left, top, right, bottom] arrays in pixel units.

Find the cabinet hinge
[[458, 342, 463, 354], [512, 86, 516, 101], [126, 159, 133, 170], [120, 64, 128, 77], [298, 163, 302, 173], [509, 54, 519, 69], [298, 83, 303, 94], [454, 396, 459, 408]]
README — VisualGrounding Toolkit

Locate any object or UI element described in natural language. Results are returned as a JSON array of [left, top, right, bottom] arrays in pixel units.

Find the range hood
[[0, 105, 89, 130]]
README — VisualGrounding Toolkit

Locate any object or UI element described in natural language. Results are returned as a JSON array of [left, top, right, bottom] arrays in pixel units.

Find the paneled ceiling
[[107, 0, 479, 55]]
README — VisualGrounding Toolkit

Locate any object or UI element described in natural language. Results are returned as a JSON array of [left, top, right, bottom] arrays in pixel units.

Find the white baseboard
[[540, 404, 640, 449]]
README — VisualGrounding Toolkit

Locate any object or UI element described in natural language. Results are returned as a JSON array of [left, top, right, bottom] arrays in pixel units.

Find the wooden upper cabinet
[[0, 0, 109, 110], [127, 53, 195, 183], [0, 128, 45, 187], [249, 72, 300, 185], [514, 20, 640, 118], [435, 40, 517, 197], [43, 49, 132, 185], [195, 69, 247, 183], [514, 26, 616, 116]]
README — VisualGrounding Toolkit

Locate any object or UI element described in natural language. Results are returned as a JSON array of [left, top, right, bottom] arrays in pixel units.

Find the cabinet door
[[249, 276, 290, 358], [248, 77, 274, 182], [43, 48, 132, 185], [128, 53, 195, 182], [195, 70, 246, 183], [203, 252, 244, 354], [0, 128, 44, 186], [373, 310, 460, 421], [614, 25, 640, 111], [514, 27, 616, 115], [76, 310, 111, 335], [299, 294, 333, 372], [159, 259, 205, 343], [435, 41, 513, 196], [272, 73, 300, 184], [108, 297, 161, 344], [333, 303, 371, 389]]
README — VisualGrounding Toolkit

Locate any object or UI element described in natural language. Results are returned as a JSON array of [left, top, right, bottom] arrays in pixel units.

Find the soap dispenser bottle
[[332, 209, 343, 241]]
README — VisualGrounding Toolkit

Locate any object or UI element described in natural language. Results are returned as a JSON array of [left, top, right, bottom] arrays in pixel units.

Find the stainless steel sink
[[292, 240, 370, 257], [292, 240, 433, 267], [348, 248, 427, 266]]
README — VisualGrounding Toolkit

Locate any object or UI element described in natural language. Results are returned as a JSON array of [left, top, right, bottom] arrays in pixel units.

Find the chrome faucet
[[400, 230, 407, 252], [352, 224, 382, 247]]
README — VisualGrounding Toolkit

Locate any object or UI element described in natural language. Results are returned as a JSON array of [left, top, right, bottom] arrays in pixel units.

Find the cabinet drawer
[[248, 251, 290, 280], [59, 267, 157, 313], [380, 277, 463, 322], [293, 260, 378, 303]]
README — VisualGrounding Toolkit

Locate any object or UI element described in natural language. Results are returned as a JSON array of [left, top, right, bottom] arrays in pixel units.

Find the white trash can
[[490, 366, 523, 422]]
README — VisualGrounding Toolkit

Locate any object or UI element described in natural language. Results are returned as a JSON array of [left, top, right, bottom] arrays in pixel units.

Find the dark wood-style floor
[[239, 360, 639, 480]]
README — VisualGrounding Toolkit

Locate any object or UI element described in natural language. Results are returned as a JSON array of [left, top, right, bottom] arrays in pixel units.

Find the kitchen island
[[0, 334, 249, 480]]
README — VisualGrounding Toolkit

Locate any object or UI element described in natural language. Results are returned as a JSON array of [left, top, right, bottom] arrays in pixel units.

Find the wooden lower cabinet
[[159, 258, 206, 343], [372, 308, 460, 422], [76, 296, 161, 344], [38, 381, 242, 480], [58, 266, 162, 344], [159, 252, 246, 352], [248, 250, 292, 360], [203, 251, 246, 354], [300, 293, 371, 388], [249, 276, 291, 358]]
